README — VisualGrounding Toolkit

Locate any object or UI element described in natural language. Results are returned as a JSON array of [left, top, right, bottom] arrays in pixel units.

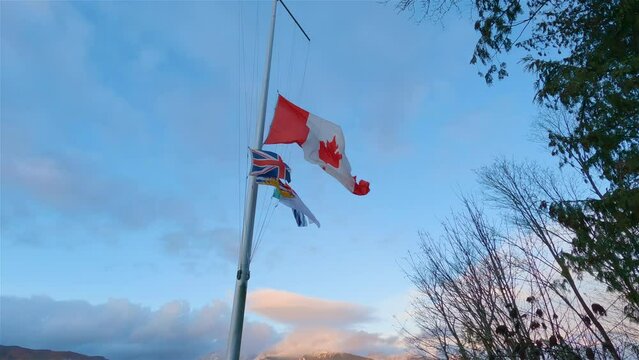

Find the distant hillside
[[0, 345, 108, 360], [259, 352, 373, 360]]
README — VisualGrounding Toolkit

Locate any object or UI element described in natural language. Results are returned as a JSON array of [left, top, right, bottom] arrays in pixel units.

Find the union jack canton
[[249, 149, 291, 183]]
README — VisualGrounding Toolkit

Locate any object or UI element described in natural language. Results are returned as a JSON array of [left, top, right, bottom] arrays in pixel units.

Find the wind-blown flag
[[274, 180, 320, 228], [264, 95, 370, 195], [249, 149, 291, 183], [257, 178, 320, 227]]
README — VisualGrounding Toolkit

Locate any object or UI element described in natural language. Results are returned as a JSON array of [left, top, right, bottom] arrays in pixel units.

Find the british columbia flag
[[249, 149, 291, 183]]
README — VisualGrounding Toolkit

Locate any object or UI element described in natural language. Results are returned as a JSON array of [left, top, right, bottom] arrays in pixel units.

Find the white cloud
[[248, 289, 373, 327]]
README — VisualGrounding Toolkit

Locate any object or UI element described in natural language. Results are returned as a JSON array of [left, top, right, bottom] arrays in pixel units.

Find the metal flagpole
[[226, 0, 278, 359]]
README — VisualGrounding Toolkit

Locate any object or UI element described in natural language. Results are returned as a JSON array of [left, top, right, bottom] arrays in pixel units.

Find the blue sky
[[1, 1, 551, 359]]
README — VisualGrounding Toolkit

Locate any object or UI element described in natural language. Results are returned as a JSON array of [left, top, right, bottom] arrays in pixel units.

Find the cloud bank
[[0, 295, 277, 360], [1, 291, 408, 360]]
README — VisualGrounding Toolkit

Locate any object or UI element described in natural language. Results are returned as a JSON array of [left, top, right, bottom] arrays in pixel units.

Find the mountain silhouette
[[0, 345, 108, 360]]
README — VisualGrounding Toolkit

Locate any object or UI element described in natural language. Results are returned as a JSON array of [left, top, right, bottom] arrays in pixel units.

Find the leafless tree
[[405, 161, 638, 359]]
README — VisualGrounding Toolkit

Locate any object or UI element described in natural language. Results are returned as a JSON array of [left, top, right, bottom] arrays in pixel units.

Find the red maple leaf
[[318, 136, 342, 168]]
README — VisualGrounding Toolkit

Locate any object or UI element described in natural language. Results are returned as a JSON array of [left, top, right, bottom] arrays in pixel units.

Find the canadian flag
[[264, 95, 370, 195]]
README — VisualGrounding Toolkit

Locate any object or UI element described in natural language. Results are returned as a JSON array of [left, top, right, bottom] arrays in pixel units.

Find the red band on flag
[[353, 177, 370, 196], [264, 95, 310, 146]]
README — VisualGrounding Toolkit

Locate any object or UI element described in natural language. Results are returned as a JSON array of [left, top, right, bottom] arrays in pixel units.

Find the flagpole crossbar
[[278, 0, 311, 42]]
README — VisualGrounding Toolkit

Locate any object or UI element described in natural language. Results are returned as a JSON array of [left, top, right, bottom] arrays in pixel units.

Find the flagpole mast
[[226, 0, 277, 359]]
